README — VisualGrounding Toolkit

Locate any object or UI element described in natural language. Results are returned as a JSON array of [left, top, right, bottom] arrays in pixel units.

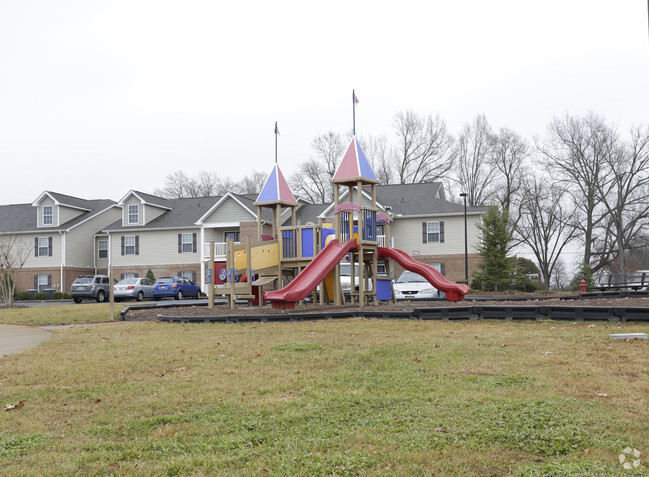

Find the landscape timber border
[[118, 291, 649, 324]]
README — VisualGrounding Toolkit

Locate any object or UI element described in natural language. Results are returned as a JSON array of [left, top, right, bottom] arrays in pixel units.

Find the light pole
[[460, 193, 468, 285]]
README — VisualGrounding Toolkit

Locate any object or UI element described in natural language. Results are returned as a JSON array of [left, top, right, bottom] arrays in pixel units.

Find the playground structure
[[206, 97, 469, 309], [205, 133, 469, 309]]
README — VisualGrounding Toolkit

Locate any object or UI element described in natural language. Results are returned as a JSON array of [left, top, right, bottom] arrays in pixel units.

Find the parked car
[[113, 277, 155, 302], [71, 275, 111, 303], [339, 262, 373, 298], [152, 276, 201, 300], [393, 270, 442, 300]]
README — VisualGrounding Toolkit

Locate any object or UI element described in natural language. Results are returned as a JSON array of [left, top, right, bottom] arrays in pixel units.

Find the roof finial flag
[[274, 121, 279, 163], [352, 90, 359, 136]]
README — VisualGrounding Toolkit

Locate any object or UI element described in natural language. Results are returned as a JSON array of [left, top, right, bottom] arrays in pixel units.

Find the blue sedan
[[152, 276, 201, 300]]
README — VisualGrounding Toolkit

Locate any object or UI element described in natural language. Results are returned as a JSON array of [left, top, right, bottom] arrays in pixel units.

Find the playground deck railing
[[202, 242, 238, 260]]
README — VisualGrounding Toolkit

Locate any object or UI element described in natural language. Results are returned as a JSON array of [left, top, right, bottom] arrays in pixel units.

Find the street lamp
[[460, 193, 468, 285]]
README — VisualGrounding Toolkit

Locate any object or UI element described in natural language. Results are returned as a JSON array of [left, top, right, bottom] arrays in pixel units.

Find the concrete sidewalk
[[0, 324, 53, 357]]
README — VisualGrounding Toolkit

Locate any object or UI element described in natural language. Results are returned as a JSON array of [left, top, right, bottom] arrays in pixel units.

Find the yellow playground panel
[[233, 241, 280, 272]]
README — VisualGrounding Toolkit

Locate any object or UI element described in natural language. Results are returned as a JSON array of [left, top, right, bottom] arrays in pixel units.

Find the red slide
[[378, 247, 469, 302], [264, 238, 359, 309]]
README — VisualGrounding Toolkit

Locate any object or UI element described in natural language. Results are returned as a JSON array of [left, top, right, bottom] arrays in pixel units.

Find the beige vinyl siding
[[111, 229, 201, 267], [390, 215, 481, 256], [122, 196, 144, 226], [22, 233, 61, 268], [203, 197, 254, 224], [58, 205, 84, 225], [65, 208, 121, 267], [37, 197, 57, 227], [143, 204, 167, 223], [96, 237, 109, 268], [203, 229, 220, 243]]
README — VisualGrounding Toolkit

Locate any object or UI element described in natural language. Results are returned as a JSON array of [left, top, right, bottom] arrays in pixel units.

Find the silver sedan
[[113, 278, 155, 302]]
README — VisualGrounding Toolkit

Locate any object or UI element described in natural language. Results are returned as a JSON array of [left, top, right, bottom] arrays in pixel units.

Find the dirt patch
[[123, 295, 649, 322]]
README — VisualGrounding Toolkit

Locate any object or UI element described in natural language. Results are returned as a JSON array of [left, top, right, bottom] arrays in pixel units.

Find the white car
[[393, 270, 442, 300], [339, 262, 373, 295]]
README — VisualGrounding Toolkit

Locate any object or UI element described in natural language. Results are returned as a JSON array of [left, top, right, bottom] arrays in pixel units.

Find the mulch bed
[[123, 294, 649, 322]]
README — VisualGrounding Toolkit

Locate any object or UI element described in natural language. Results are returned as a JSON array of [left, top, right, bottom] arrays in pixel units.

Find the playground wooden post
[[208, 241, 215, 310], [227, 239, 235, 309]]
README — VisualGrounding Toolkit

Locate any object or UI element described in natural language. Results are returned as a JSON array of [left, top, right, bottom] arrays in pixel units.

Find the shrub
[[14, 291, 31, 301], [34, 292, 46, 300]]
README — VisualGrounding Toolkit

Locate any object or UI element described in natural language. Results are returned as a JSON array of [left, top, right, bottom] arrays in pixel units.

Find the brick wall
[[12, 266, 105, 294], [390, 253, 482, 284], [239, 221, 273, 242]]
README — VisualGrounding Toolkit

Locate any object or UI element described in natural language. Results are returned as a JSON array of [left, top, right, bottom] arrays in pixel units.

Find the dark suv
[[71, 275, 111, 303]]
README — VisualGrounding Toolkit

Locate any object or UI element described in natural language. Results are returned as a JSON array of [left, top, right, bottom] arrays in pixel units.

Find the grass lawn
[[1, 315, 648, 476], [0, 304, 118, 326]]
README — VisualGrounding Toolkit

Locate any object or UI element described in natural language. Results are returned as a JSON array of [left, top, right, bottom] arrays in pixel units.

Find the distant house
[[295, 182, 486, 282], [102, 190, 275, 287], [1, 183, 485, 296], [0, 192, 120, 293]]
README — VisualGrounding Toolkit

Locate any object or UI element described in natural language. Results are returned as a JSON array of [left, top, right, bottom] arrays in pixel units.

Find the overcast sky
[[1, 0, 648, 206]]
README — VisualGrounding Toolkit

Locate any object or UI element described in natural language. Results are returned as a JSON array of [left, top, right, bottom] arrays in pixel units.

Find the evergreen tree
[[569, 262, 594, 291], [145, 269, 155, 282], [473, 205, 515, 291]]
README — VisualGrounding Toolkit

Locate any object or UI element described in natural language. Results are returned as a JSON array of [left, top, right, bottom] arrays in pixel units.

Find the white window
[[124, 236, 136, 255], [43, 205, 53, 225], [38, 237, 49, 256], [98, 240, 108, 259], [182, 233, 193, 253], [37, 274, 50, 292], [224, 231, 240, 243], [128, 205, 139, 224], [426, 222, 440, 243], [179, 271, 197, 283]]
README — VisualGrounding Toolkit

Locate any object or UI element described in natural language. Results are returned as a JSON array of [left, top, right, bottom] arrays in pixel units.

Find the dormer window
[[43, 205, 53, 225], [128, 205, 139, 224]]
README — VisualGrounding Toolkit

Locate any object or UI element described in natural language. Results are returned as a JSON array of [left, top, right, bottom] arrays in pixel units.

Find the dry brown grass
[[1, 318, 648, 476]]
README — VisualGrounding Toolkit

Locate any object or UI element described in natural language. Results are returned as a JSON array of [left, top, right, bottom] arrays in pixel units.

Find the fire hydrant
[[579, 279, 587, 294]]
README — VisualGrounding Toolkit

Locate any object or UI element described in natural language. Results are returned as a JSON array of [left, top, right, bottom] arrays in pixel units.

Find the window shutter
[[35, 238, 39, 257], [192, 233, 197, 253], [191, 271, 196, 283], [177, 271, 182, 277], [48, 237, 53, 256], [33, 275, 38, 289], [47, 274, 52, 286], [440, 263, 446, 276], [135, 236, 139, 255], [120, 273, 124, 280], [178, 234, 182, 253], [121, 236, 125, 256], [134, 273, 139, 278], [422, 222, 427, 244], [439, 221, 444, 243]]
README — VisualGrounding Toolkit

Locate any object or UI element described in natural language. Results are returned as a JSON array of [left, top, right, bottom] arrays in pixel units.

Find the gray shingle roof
[[0, 198, 117, 233]]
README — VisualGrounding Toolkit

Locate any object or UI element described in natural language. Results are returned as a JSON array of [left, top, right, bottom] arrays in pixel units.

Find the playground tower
[[330, 136, 381, 306]]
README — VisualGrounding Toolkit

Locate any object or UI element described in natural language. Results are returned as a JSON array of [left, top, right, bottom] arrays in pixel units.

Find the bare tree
[[596, 126, 649, 273], [288, 158, 331, 203], [311, 131, 345, 179], [515, 177, 579, 291], [490, 128, 530, 215], [0, 235, 31, 306], [392, 110, 455, 185], [551, 258, 569, 291], [536, 112, 616, 274], [154, 170, 223, 198], [236, 171, 267, 195], [453, 114, 497, 206]]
